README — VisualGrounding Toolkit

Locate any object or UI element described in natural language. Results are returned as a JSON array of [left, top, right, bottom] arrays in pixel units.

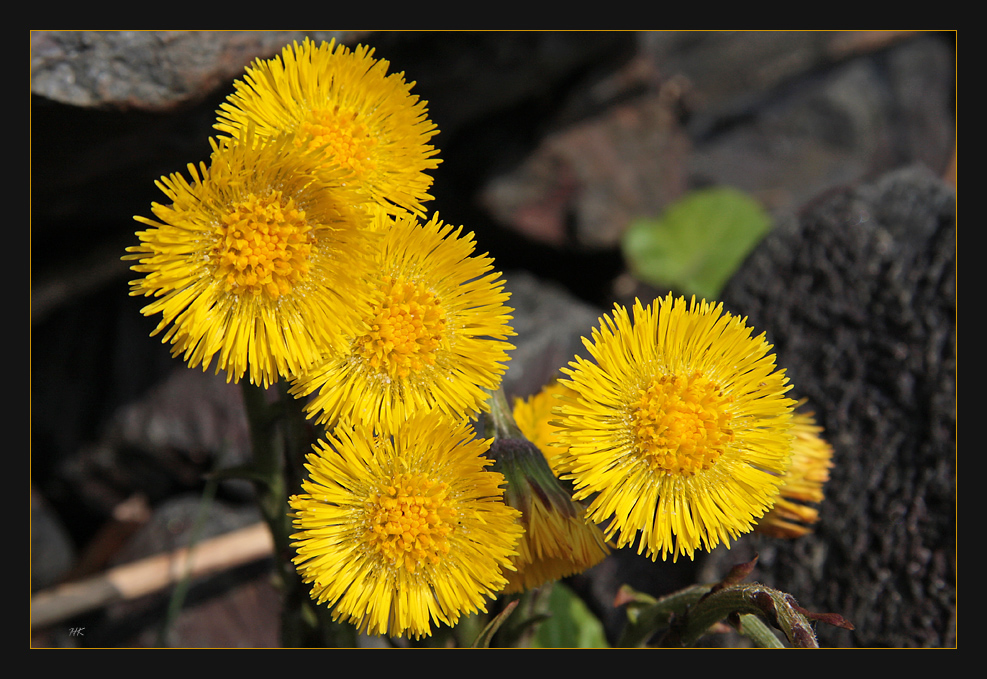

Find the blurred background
[[30, 30, 955, 647]]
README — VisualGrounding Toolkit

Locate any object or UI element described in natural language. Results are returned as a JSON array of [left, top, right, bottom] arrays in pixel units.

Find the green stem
[[240, 380, 360, 647], [240, 382, 297, 643], [618, 584, 711, 647], [240, 382, 290, 571], [732, 613, 786, 648], [485, 386, 523, 439], [659, 583, 819, 648]]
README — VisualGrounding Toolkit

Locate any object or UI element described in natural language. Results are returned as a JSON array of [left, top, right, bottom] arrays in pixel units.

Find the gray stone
[[695, 164, 956, 648], [31, 31, 364, 111]]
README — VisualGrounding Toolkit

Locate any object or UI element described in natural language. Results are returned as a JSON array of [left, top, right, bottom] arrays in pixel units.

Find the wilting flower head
[[487, 388, 610, 594], [554, 295, 796, 562], [290, 212, 515, 431], [125, 133, 374, 388], [215, 38, 440, 219], [490, 437, 611, 595], [756, 405, 834, 539], [288, 413, 523, 639]]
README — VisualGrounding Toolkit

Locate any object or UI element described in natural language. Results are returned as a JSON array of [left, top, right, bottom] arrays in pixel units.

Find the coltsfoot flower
[[290, 212, 515, 431], [125, 133, 374, 388], [489, 435, 610, 594], [513, 380, 579, 476], [215, 38, 440, 219], [288, 413, 524, 639], [488, 387, 610, 594], [554, 295, 796, 562], [756, 405, 834, 539]]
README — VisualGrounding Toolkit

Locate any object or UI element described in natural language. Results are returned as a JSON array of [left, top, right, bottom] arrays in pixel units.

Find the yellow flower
[[488, 388, 610, 594], [288, 413, 524, 639], [215, 38, 440, 219], [555, 295, 796, 562], [125, 133, 374, 388], [513, 380, 579, 476], [491, 436, 611, 594], [756, 406, 834, 539], [290, 212, 515, 431]]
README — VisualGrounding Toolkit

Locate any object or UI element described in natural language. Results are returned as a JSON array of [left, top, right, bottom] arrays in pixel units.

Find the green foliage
[[530, 583, 609, 648], [622, 186, 772, 300]]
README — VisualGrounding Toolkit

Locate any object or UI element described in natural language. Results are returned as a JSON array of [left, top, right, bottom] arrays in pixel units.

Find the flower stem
[[658, 583, 820, 648], [240, 380, 352, 647], [485, 386, 524, 439], [618, 584, 710, 647]]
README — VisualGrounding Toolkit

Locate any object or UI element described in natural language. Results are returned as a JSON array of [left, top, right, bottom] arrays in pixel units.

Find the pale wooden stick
[[31, 521, 274, 630]]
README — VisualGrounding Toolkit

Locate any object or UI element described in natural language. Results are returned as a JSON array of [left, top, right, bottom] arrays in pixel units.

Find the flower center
[[212, 191, 312, 299], [630, 371, 734, 476], [363, 472, 455, 573], [298, 108, 379, 179], [354, 276, 446, 379]]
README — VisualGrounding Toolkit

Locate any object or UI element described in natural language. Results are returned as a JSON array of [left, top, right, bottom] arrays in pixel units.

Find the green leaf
[[530, 583, 609, 648], [621, 186, 772, 300]]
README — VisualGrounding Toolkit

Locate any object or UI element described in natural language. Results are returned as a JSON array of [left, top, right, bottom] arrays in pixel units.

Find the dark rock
[[480, 93, 691, 248], [366, 31, 637, 141], [31, 488, 77, 592], [475, 31, 954, 251], [500, 270, 605, 399], [30, 31, 364, 112], [694, 164, 956, 648], [687, 33, 955, 220]]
